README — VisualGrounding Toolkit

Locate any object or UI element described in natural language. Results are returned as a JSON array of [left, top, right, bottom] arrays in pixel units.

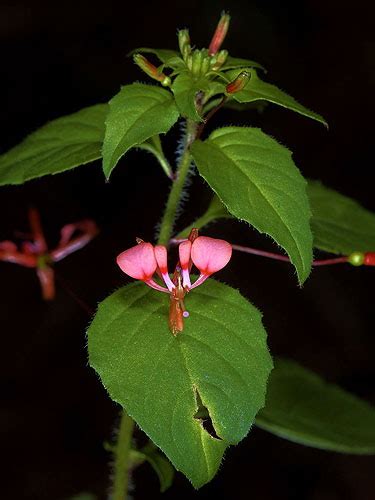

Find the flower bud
[[347, 251, 365, 266], [364, 252, 375, 266], [210, 49, 228, 70], [208, 11, 231, 56], [133, 54, 171, 87], [225, 71, 250, 94], [178, 29, 191, 61], [192, 49, 204, 76]]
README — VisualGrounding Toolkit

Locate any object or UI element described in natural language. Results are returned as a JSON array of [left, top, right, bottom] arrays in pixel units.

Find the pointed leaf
[[102, 84, 179, 178], [88, 279, 272, 488], [308, 180, 375, 254], [191, 127, 313, 283], [0, 104, 107, 186], [228, 69, 327, 127], [171, 72, 210, 121], [256, 358, 375, 454]]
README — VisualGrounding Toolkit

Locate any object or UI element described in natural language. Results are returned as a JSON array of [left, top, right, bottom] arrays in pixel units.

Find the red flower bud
[[364, 252, 375, 266], [225, 71, 250, 94], [208, 12, 231, 56], [133, 54, 171, 87]]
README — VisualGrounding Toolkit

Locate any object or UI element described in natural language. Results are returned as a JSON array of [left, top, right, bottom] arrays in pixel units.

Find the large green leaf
[[88, 279, 272, 488], [228, 69, 327, 127], [308, 180, 375, 254], [102, 84, 179, 178], [171, 72, 210, 121], [256, 358, 375, 454], [0, 104, 107, 186], [191, 127, 313, 283]]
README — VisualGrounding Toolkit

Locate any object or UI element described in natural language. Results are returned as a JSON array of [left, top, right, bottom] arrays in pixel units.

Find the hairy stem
[[112, 410, 135, 500], [157, 121, 195, 246]]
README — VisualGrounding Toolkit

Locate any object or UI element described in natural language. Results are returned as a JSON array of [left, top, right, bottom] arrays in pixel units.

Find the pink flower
[[0, 208, 98, 300], [116, 231, 232, 335]]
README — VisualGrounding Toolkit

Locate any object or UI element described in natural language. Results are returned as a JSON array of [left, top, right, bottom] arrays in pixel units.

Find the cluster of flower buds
[[116, 230, 232, 335], [347, 251, 375, 266], [133, 54, 171, 87], [0, 208, 98, 300]]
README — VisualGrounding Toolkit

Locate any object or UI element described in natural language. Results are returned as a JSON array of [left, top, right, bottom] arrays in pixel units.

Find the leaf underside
[[257, 358, 375, 454], [308, 180, 375, 254]]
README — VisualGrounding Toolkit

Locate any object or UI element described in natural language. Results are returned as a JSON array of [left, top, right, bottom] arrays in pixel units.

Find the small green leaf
[[88, 279, 272, 488], [228, 69, 327, 127], [171, 72, 210, 121], [176, 195, 231, 238], [191, 127, 313, 284], [0, 104, 107, 186], [220, 56, 266, 72], [130, 47, 184, 69], [133, 444, 175, 492], [102, 84, 179, 178], [308, 180, 375, 254], [256, 358, 375, 454]]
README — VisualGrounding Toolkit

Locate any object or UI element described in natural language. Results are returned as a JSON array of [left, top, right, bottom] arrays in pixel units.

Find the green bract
[[191, 127, 313, 284], [88, 279, 273, 487], [257, 358, 375, 454], [0, 104, 107, 186]]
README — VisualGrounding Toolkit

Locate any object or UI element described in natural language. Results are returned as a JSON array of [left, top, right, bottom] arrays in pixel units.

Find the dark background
[[0, 0, 374, 498]]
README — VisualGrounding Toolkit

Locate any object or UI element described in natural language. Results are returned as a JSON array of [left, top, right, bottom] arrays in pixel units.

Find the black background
[[1, 0, 375, 498]]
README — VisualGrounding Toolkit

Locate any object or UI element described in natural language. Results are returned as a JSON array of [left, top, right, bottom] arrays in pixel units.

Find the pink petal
[[116, 242, 157, 281], [191, 236, 232, 275], [154, 245, 175, 291], [178, 240, 192, 289], [178, 240, 192, 269]]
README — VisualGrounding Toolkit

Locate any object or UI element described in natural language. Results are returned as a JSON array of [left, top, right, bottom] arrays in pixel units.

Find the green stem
[[112, 410, 135, 500], [157, 122, 195, 245]]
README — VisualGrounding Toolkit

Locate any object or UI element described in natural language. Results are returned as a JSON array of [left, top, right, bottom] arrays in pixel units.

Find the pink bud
[[191, 236, 232, 275], [117, 242, 157, 281]]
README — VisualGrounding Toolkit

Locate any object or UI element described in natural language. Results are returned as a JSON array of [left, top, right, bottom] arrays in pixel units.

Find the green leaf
[[102, 84, 179, 178], [171, 72, 210, 121], [132, 444, 175, 492], [256, 358, 375, 454], [220, 56, 266, 72], [308, 180, 375, 254], [191, 127, 313, 284], [130, 47, 184, 69], [88, 279, 272, 488], [228, 69, 327, 127], [0, 104, 107, 186], [176, 195, 231, 238]]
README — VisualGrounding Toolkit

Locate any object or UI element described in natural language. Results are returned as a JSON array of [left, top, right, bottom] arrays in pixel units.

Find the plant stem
[[112, 410, 135, 500], [157, 124, 194, 246]]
